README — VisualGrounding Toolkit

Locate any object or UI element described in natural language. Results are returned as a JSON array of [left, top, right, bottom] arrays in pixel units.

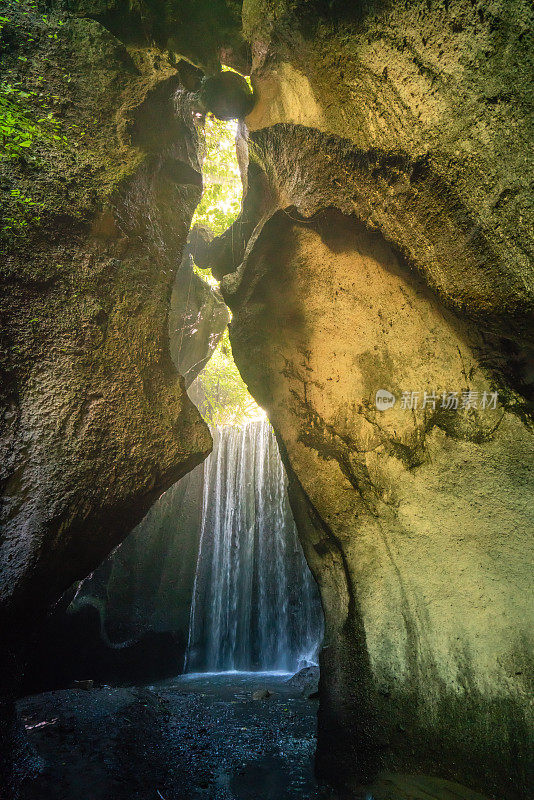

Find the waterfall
[[186, 419, 323, 674]]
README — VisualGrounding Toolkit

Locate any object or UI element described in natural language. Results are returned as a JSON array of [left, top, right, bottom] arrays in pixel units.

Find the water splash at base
[[186, 420, 323, 673]]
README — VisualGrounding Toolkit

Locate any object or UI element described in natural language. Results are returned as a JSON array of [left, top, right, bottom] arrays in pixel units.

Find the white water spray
[[186, 420, 323, 673]]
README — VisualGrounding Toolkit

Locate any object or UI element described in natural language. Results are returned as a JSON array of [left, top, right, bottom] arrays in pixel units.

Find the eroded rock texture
[[210, 1, 534, 797], [0, 2, 230, 788], [171, 252, 230, 387], [22, 463, 205, 693], [76, 463, 204, 649]]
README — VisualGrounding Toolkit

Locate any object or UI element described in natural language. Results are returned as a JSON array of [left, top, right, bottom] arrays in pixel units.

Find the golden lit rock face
[[214, 1, 534, 796], [225, 201, 533, 800], [243, 1, 533, 316]]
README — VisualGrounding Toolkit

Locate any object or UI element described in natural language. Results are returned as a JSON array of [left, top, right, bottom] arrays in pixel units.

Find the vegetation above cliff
[[193, 113, 241, 239], [191, 328, 263, 425], [0, 0, 69, 235], [190, 112, 262, 426], [0, 0, 179, 248]]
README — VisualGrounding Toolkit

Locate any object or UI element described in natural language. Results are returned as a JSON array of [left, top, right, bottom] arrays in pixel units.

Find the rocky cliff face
[[210, 1, 533, 797], [21, 463, 206, 695], [0, 1, 236, 788], [1, 0, 533, 797], [171, 252, 230, 388], [76, 462, 205, 646]]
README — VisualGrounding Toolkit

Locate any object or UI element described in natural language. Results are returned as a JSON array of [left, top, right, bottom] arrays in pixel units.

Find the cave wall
[[22, 462, 205, 693], [82, 462, 205, 645], [0, 1, 239, 789], [171, 252, 230, 388], [1, 0, 532, 796], [210, 1, 533, 797]]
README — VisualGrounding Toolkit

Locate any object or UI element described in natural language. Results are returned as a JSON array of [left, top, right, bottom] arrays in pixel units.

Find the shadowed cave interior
[[0, 1, 533, 800], [15, 107, 330, 800]]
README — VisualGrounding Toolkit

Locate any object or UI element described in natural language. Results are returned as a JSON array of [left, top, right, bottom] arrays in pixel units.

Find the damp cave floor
[[18, 673, 492, 800], [18, 672, 325, 800]]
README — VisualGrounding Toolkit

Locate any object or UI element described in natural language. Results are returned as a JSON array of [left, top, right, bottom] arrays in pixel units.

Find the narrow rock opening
[[18, 100, 326, 799], [2, 2, 532, 799]]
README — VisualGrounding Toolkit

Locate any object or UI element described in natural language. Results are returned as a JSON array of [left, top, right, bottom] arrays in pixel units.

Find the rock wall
[[81, 457, 205, 648], [22, 463, 206, 694], [171, 252, 230, 388], [0, 1, 238, 790], [208, 1, 533, 797]]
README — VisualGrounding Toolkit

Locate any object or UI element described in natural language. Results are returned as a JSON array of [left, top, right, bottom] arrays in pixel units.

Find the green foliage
[[1, 186, 41, 233], [189, 107, 264, 424], [193, 261, 217, 287], [192, 328, 263, 426], [0, 0, 68, 235], [192, 113, 242, 237], [0, 84, 45, 157], [1, 3, 65, 157], [190, 113, 263, 424]]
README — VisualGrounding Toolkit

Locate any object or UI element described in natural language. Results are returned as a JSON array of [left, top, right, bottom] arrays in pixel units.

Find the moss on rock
[[0, 3, 225, 789]]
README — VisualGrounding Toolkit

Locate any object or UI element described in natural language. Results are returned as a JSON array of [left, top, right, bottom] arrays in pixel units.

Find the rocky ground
[[16, 672, 493, 800], [17, 673, 325, 800]]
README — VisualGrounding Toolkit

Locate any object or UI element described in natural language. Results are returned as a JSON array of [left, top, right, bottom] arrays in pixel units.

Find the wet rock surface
[[17, 674, 322, 800], [223, 163, 534, 800], [16, 674, 494, 800], [285, 667, 319, 698], [171, 252, 229, 388], [0, 7, 213, 650], [21, 436, 207, 696], [209, 1, 534, 797]]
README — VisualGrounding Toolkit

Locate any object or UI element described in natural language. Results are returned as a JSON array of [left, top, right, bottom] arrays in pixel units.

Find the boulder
[[285, 666, 319, 697], [171, 253, 229, 387], [252, 689, 273, 701], [209, 2, 534, 798]]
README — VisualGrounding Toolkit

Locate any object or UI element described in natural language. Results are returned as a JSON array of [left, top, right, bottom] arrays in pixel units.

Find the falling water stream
[[186, 419, 323, 674]]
